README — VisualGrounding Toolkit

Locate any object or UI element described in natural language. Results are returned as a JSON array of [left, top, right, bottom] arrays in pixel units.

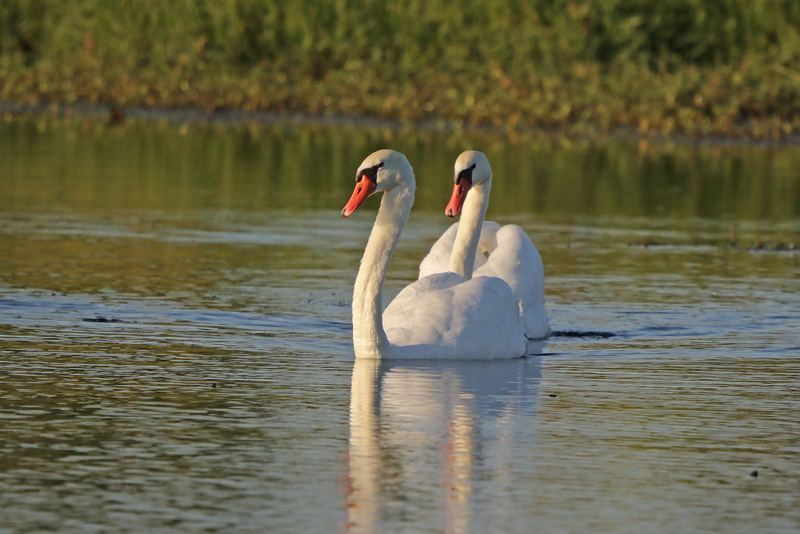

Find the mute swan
[[419, 151, 551, 339], [342, 149, 526, 360]]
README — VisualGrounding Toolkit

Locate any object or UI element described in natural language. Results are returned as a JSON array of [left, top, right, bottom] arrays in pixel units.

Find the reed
[[3, 0, 800, 138]]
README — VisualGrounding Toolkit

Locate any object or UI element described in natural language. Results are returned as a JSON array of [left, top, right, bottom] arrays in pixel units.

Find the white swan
[[419, 151, 551, 340], [342, 149, 526, 360]]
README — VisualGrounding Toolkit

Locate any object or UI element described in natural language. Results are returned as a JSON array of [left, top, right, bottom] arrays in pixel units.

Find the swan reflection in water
[[345, 353, 543, 533]]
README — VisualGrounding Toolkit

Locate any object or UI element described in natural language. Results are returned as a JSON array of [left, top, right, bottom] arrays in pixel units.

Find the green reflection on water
[[1, 118, 798, 534], [1, 118, 799, 220], [2, 117, 798, 306]]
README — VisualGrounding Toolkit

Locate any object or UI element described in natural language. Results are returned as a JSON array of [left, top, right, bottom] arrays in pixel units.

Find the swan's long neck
[[352, 185, 414, 358], [448, 180, 490, 279]]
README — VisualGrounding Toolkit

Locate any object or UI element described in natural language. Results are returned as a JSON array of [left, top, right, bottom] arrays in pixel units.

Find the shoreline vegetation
[[3, 1, 800, 140]]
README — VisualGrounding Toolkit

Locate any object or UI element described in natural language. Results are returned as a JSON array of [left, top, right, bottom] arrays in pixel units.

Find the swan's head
[[446, 150, 492, 217], [342, 149, 414, 218]]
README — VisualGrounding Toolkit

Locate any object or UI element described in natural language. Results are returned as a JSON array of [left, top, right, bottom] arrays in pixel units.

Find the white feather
[[418, 151, 551, 340], [344, 150, 527, 360]]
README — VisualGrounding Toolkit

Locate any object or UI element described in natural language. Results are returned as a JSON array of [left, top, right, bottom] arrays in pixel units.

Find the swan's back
[[475, 224, 550, 339], [383, 272, 526, 360], [419, 221, 502, 279]]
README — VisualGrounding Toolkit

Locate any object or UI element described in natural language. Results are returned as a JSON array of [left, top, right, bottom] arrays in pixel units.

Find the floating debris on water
[[628, 240, 796, 252], [82, 316, 123, 323]]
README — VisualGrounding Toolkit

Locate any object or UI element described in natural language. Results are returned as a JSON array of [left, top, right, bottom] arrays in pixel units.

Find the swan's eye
[[455, 164, 476, 185], [378, 162, 384, 168], [358, 164, 381, 184]]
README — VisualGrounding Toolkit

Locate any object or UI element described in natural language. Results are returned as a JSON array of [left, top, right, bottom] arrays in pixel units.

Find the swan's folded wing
[[475, 224, 550, 339], [386, 271, 466, 320], [418, 222, 460, 279], [384, 274, 526, 358], [476, 225, 538, 283], [476, 221, 501, 259], [419, 221, 502, 279]]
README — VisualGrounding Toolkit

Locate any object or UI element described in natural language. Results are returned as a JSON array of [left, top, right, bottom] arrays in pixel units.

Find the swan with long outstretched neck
[[419, 151, 551, 339], [342, 149, 526, 360]]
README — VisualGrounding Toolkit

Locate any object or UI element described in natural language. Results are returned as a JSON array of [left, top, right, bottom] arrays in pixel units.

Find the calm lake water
[[1, 117, 799, 533]]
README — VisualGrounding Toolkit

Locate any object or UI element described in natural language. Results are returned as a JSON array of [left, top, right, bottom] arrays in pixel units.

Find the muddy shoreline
[[4, 99, 800, 148]]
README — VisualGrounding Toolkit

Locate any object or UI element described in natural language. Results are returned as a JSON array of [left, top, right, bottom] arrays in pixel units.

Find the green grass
[[3, 0, 800, 138]]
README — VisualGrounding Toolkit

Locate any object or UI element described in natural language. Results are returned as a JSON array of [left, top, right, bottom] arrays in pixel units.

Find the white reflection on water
[[347, 357, 542, 533]]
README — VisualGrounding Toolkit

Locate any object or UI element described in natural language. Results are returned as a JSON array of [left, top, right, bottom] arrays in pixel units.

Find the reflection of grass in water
[[1, 119, 799, 224], [629, 241, 797, 252], [2, 0, 800, 138]]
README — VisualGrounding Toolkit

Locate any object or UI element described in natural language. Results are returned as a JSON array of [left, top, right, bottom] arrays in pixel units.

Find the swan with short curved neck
[[342, 149, 527, 360], [420, 150, 551, 340]]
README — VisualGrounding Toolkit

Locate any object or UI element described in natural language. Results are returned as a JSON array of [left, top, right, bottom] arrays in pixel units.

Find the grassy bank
[[3, 0, 800, 138]]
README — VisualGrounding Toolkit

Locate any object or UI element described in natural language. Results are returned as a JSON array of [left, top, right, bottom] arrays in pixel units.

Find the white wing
[[383, 271, 526, 360], [474, 224, 550, 339], [419, 221, 502, 279]]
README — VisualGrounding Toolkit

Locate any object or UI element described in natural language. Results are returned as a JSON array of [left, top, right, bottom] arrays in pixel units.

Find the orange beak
[[342, 176, 377, 218], [445, 178, 472, 217]]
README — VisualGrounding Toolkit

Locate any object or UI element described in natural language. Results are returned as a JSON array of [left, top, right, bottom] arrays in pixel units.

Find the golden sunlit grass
[[2, 0, 800, 139]]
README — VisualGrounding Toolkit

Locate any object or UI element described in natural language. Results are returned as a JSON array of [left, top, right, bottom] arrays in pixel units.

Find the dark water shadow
[[550, 330, 617, 338]]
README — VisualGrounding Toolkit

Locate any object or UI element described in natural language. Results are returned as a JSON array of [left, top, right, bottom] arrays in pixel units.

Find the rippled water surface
[[1, 119, 799, 533]]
